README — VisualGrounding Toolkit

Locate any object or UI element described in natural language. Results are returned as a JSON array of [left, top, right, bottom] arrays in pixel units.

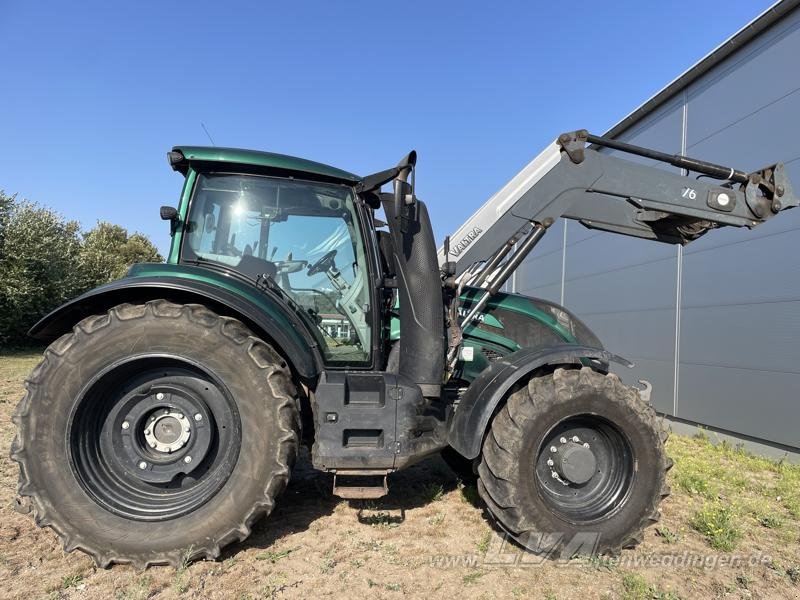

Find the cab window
[[183, 173, 372, 364]]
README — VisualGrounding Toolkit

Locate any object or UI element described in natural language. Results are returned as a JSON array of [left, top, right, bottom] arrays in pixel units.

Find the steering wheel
[[307, 249, 338, 276], [274, 259, 308, 274]]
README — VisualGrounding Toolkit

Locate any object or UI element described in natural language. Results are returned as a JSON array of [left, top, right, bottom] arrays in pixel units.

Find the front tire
[[11, 300, 300, 568], [478, 367, 671, 557]]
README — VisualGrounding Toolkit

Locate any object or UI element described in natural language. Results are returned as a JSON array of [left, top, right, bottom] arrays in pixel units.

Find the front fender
[[447, 345, 633, 459], [29, 274, 322, 381]]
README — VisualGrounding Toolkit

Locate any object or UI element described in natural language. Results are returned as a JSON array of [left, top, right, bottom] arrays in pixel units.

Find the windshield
[[183, 173, 371, 364]]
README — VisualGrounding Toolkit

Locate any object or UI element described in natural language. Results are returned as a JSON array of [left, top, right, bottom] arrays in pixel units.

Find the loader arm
[[438, 129, 797, 274], [438, 129, 798, 364]]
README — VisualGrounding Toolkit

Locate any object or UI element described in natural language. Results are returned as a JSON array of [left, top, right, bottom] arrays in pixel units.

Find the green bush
[[0, 191, 163, 346]]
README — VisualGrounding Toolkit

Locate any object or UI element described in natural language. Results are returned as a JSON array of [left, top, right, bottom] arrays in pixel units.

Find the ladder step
[[332, 473, 388, 499]]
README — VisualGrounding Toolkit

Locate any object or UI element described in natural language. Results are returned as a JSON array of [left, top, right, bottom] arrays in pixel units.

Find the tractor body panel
[[389, 288, 604, 384]]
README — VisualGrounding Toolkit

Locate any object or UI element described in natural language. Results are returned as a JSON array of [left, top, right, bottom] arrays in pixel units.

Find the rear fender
[[447, 345, 633, 459], [28, 276, 322, 381]]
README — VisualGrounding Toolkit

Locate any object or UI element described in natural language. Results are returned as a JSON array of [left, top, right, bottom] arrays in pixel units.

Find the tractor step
[[332, 471, 389, 499]]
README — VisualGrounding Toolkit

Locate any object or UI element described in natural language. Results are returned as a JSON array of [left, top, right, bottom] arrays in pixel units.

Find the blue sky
[[0, 1, 773, 254]]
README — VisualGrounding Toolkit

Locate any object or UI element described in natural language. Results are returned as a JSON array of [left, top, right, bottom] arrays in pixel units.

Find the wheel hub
[[555, 441, 596, 485], [144, 409, 191, 453], [536, 416, 634, 522]]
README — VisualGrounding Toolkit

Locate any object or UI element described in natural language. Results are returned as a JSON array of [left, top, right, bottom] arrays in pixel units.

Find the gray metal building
[[515, 0, 800, 454]]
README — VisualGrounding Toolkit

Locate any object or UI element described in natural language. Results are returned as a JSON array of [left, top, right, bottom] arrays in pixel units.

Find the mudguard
[[447, 345, 633, 459], [28, 274, 321, 380]]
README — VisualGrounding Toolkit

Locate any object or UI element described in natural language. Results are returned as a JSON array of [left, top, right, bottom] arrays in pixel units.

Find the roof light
[[167, 150, 184, 167]]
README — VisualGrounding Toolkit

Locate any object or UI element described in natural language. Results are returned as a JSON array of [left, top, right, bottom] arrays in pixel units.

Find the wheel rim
[[68, 356, 241, 521], [535, 414, 634, 523]]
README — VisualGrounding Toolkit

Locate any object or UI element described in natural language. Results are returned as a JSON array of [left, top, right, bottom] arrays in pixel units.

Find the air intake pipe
[[381, 153, 445, 398]]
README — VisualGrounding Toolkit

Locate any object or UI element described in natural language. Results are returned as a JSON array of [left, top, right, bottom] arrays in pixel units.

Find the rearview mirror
[[160, 205, 180, 235]]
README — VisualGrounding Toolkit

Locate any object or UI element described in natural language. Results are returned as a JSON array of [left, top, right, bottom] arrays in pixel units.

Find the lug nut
[[551, 472, 558, 479], [194, 413, 202, 421], [547, 459, 554, 466], [156, 392, 164, 400], [138, 461, 148, 470], [184, 455, 192, 464], [583, 442, 590, 448], [559, 437, 567, 444], [572, 436, 580, 443], [121, 421, 130, 430], [550, 446, 558, 453]]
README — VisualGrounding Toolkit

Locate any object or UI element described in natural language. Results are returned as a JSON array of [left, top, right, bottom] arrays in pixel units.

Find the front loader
[[11, 131, 797, 567]]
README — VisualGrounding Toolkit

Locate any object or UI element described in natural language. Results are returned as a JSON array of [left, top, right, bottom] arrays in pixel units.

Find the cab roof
[[170, 146, 361, 184]]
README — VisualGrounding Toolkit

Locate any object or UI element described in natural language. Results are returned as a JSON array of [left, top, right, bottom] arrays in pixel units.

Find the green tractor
[[12, 131, 798, 567]]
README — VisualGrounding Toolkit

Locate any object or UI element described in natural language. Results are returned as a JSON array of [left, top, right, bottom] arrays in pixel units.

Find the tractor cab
[[178, 170, 374, 364]]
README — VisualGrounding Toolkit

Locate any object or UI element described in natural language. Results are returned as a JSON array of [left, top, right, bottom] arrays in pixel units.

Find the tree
[[0, 194, 164, 346], [0, 194, 84, 345], [80, 221, 163, 287]]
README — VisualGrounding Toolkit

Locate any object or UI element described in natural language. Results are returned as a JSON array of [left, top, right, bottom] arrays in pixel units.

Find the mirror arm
[[392, 150, 418, 230]]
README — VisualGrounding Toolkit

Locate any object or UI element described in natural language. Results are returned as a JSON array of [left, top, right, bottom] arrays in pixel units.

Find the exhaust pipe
[[382, 152, 445, 398]]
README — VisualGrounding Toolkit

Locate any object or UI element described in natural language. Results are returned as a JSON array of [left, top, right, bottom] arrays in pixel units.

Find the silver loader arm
[[439, 129, 799, 368], [438, 129, 798, 275]]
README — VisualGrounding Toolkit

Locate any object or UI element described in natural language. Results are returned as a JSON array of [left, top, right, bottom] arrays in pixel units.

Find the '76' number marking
[[681, 187, 697, 200]]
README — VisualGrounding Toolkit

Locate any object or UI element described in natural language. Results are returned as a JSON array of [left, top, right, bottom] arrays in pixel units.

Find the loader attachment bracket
[[557, 129, 589, 164]]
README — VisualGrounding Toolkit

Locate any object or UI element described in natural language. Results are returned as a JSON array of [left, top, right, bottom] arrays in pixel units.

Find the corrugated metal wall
[[516, 5, 800, 450]]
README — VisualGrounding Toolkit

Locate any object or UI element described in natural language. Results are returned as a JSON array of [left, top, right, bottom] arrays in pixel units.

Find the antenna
[[200, 122, 216, 146]]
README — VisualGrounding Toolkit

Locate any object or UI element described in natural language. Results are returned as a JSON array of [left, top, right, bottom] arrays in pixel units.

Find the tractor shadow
[[221, 447, 474, 558]]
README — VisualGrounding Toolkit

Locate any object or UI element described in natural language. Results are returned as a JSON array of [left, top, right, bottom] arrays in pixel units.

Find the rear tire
[[477, 367, 671, 557], [11, 300, 300, 568]]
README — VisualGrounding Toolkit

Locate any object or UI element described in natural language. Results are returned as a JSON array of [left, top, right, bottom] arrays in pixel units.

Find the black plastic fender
[[28, 276, 322, 381], [447, 345, 633, 459]]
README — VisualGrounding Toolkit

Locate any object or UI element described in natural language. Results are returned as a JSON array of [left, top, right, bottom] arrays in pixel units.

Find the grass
[[621, 573, 680, 600], [690, 505, 743, 551], [758, 514, 783, 529], [621, 573, 650, 600], [584, 554, 618, 571], [171, 546, 193, 594], [320, 550, 337, 574], [60, 572, 84, 589], [462, 570, 485, 585], [424, 482, 445, 502], [654, 526, 680, 544], [476, 529, 492, 554], [255, 547, 296, 563], [458, 481, 481, 506], [115, 575, 152, 600], [669, 431, 800, 552]]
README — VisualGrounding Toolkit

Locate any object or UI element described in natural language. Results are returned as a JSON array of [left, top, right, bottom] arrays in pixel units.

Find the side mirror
[[160, 205, 180, 235], [393, 179, 415, 219]]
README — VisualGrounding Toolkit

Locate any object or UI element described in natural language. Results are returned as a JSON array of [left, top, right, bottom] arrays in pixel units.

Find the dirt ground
[[1, 351, 799, 600]]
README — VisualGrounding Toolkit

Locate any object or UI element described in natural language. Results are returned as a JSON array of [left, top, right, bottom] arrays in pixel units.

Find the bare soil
[[1, 352, 798, 600]]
